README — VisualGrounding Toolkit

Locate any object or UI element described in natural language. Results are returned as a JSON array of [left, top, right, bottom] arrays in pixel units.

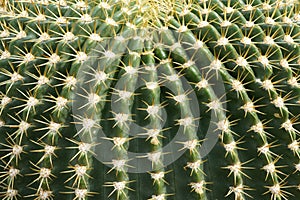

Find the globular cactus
[[0, 0, 300, 200]]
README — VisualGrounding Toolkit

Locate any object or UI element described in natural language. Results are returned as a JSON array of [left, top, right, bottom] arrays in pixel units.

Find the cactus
[[0, 0, 300, 199]]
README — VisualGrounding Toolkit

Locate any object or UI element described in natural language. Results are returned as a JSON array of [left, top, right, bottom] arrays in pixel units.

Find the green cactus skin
[[0, 0, 300, 200]]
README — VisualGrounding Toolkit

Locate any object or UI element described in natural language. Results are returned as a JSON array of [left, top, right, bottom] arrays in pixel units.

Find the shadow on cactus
[[0, 0, 300, 200]]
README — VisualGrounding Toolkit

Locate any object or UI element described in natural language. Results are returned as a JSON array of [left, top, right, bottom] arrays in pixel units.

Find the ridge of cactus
[[0, 0, 299, 200]]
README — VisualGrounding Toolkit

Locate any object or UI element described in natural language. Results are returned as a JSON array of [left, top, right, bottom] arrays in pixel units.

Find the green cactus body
[[0, 0, 300, 200]]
